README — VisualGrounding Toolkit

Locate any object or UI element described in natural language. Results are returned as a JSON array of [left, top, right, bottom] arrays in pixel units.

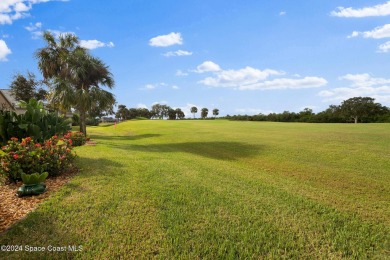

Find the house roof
[[0, 89, 22, 109], [1, 89, 16, 104], [0, 89, 14, 109]]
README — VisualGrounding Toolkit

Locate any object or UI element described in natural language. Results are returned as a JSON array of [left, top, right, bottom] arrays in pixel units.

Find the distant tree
[[299, 108, 314, 122], [89, 101, 115, 120], [212, 108, 219, 118], [136, 108, 151, 118], [314, 105, 343, 123], [190, 106, 198, 118], [175, 108, 185, 119], [167, 108, 177, 120], [161, 105, 170, 119], [126, 108, 137, 119], [151, 104, 162, 119], [150, 104, 161, 118], [115, 104, 129, 120], [35, 88, 48, 101], [280, 111, 297, 122], [201, 108, 208, 119], [340, 97, 384, 123], [151, 104, 171, 119], [9, 72, 47, 102]]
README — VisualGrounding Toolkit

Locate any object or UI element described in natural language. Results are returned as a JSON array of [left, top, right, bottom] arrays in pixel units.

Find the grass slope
[[1, 120, 389, 258]]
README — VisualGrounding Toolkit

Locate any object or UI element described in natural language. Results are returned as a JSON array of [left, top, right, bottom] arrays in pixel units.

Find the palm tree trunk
[[79, 110, 87, 135]]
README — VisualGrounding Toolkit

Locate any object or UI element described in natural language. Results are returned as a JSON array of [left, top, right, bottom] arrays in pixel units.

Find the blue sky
[[1, 0, 390, 116]]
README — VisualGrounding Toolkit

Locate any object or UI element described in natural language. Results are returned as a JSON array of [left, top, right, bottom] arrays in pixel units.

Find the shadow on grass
[[94, 134, 162, 141], [104, 141, 263, 161], [96, 123, 115, 127], [76, 157, 126, 177]]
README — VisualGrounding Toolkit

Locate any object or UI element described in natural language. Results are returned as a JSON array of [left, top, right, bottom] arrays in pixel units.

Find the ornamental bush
[[43, 135, 76, 177], [64, 131, 86, 147], [0, 135, 76, 183]]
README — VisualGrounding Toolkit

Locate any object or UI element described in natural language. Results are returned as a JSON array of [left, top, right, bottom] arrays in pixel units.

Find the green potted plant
[[17, 172, 48, 197]]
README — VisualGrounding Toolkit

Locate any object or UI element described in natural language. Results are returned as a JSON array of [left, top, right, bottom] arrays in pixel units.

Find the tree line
[[115, 104, 219, 120], [225, 97, 390, 123]]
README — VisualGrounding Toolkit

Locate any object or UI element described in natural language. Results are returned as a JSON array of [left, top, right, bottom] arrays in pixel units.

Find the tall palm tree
[[201, 108, 208, 119], [190, 106, 198, 119], [35, 32, 115, 135], [212, 108, 219, 118]]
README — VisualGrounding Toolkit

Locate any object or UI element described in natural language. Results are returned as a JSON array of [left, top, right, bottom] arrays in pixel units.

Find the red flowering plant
[[0, 135, 76, 183], [64, 131, 87, 146], [42, 134, 76, 177], [0, 137, 44, 182]]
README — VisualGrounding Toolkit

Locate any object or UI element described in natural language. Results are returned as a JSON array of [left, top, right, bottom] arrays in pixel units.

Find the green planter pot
[[17, 183, 47, 197]]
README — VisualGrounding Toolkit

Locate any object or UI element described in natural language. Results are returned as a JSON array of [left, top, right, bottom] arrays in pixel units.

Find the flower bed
[[0, 134, 76, 183]]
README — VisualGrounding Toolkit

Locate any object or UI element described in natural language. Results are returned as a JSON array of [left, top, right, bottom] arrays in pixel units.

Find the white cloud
[[0, 39, 12, 61], [319, 73, 390, 104], [137, 103, 147, 109], [203, 67, 283, 87], [331, 1, 390, 17], [176, 70, 188, 77], [25, 21, 42, 31], [79, 40, 115, 50], [14, 2, 30, 12], [0, 14, 13, 25], [144, 84, 156, 90], [195, 61, 221, 73], [152, 100, 168, 105], [239, 77, 327, 90], [149, 32, 183, 47], [196, 62, 326, 91], [0, 0, 67, 25], [378, 41, 390, 52], [279, 11, 286, 16], [163, 50, 192, 57], [349, 24, 390, 39], [339, 73, 390, 87], [141, 82, 177, 90]]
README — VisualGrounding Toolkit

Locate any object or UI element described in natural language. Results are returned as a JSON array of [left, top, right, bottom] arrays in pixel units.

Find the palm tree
[[212, 108, 219, 118], [201, 108, 208, 119], [190, 106, 198, 119], [35, 32, 115, 135]]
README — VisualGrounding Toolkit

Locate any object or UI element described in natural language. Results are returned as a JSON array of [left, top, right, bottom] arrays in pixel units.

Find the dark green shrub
[[0, 110, 26, 144], [0, 99, 71, 145], [72, 113, 80, 126], [86, 117, 99, 126]]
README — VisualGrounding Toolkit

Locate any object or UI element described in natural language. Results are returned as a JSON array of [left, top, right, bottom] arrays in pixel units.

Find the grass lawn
[[1, 120, 389, 258]]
